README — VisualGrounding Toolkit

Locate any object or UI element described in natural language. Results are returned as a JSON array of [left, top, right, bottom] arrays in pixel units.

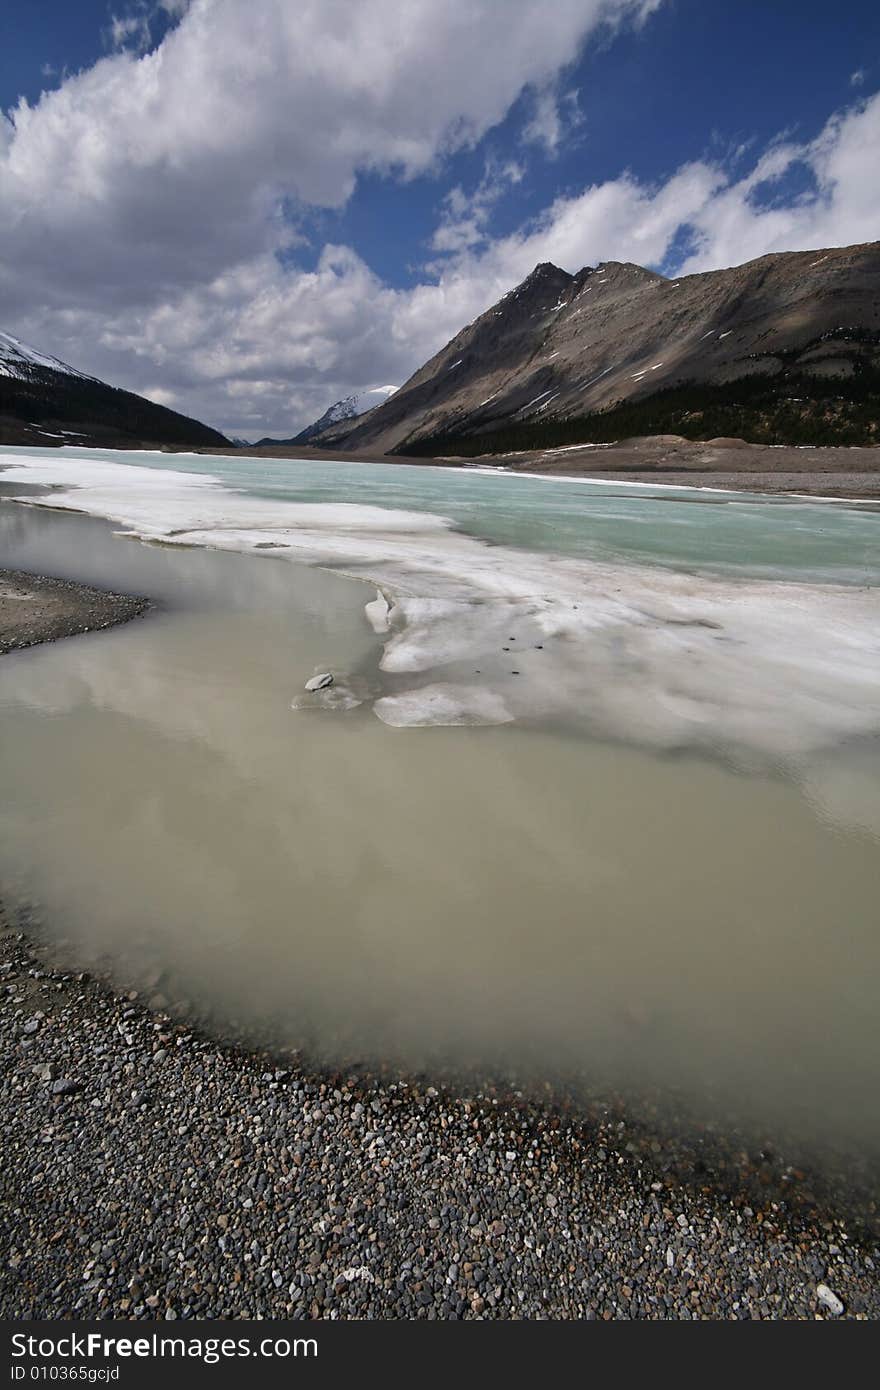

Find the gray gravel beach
[[0, 567, 149, 655], [2, 916, 878, 1320]]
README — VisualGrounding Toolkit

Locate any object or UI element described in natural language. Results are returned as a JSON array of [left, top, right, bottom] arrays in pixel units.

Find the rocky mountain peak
[[326, 239, 880, 454]]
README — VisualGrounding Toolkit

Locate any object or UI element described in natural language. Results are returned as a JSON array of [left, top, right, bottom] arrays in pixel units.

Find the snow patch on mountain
[[0, 331, 92, 382]]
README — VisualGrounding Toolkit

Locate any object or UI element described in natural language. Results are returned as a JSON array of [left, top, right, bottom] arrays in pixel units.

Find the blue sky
[[1, 1, 878, 435]]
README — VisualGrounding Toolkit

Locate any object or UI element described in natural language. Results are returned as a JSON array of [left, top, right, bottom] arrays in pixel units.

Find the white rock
[[816, 1283, 844, 1317], [304, 672, 334, 692]]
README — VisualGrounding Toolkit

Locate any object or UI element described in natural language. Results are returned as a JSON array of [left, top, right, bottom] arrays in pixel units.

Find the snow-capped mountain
[[256, 386, 397, 446], [0, 330, 227, 449], [294, 394, 362, 442]]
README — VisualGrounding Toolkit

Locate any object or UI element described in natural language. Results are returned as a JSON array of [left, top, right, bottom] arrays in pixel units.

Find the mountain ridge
[[0, 332, 228, 450], [315, 241, 880, 453]]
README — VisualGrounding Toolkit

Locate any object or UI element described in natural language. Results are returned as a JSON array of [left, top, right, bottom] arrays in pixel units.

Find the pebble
[[50, 1078, 82, 1096], [816, 1283, 845, 1317]]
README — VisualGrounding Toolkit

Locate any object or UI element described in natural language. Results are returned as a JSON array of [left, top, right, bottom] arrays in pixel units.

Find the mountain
[[322, 242, 880, 454], [256, 387, 397, 446], [256, 394, 360, 446], [295, 394, 362, 443], [0, 331, 227, 449]]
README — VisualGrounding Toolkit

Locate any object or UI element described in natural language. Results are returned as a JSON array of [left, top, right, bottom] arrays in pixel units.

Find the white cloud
[[1, 1, 878, 438], [0, 0, 651, 311], [108, 1, 192, 53], [522, 86, 583, 155], [431, 159, 524, 255], [109, 14, 152, 51], [138, 384, 179, 407], [523, 89, 564, 153], [850, 68, 866, 87], [677, 93, 880, 271]]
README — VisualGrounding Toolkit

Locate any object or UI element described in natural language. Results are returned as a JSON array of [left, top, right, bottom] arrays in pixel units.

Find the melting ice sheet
[[2, 449, 879, 764]]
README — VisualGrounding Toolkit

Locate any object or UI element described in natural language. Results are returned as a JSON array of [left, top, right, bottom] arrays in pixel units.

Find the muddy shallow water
[[1, 495, 879, 1169]]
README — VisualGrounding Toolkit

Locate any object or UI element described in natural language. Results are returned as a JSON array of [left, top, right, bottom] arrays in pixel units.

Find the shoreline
[[1, 556, 878, 1320], [175, 437, 880, 502], [3, 908, 879, 1320], [6, 437, 880, 500]]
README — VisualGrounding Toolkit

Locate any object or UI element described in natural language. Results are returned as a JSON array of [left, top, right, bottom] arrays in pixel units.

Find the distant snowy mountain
[[256, 386, 397, 446], [0, 330, 227, 449], [294, 394, 361, 442]]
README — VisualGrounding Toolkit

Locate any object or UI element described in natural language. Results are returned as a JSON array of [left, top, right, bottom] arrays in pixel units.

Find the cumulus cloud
[[0, 0, 650, 309], [1, 0, 878, 438]]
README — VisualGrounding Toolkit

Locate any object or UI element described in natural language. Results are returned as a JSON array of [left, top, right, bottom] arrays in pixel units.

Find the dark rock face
[[0, 332, 227, 450], [324, 241, 880, 453]]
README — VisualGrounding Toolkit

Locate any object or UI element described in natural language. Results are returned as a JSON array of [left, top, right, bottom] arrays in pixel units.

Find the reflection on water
[[1, 502, 879, 1168]]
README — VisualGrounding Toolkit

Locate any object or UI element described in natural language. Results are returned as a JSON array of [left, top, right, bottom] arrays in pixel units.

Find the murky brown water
[[1, 501, 879, 1159]]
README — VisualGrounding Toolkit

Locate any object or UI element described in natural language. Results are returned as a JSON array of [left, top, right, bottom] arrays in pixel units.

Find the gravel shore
[[1, 916, 878, 1321], [0, 568, 149, 655], [1, 571, 878, 1321]]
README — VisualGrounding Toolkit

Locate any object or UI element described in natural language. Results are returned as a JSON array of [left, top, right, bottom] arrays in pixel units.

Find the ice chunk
[[374, 684, 514, 728], [365, 589, 391, 634]]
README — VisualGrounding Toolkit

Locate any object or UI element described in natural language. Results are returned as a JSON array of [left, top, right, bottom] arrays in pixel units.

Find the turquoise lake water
[[9, 445, 877, 585]]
